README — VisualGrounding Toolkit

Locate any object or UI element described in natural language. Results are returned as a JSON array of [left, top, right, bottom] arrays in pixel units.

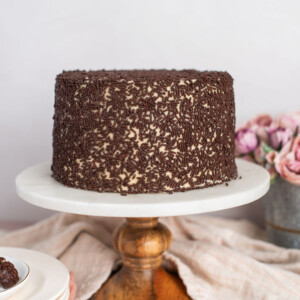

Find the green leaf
[[262, 143, 274, 154], [294, 126, 299, 137], [270, 175, 277, 185]]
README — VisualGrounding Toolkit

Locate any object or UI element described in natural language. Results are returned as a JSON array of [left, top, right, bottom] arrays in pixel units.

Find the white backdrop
[[0, 0, 299, 222]]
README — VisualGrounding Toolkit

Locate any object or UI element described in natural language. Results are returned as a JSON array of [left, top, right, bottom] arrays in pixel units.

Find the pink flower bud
[[268, 127, 293, 150], [254, 145, 265, 164], [265, 151, 277, 164], [235, 128, 259, 155]]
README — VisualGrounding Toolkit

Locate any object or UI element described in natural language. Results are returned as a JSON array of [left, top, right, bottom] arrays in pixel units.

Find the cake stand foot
[[93, 217, 190, 300]]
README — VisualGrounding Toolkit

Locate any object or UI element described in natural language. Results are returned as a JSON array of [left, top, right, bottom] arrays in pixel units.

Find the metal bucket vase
[[262, 177, 300, 249]]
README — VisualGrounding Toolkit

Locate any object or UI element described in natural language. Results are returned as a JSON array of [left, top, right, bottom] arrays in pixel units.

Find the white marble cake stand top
[[16, 159, 270, 217]]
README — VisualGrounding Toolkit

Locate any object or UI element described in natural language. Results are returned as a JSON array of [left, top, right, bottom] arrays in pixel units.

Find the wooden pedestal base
[[93, 217, 190, 300]]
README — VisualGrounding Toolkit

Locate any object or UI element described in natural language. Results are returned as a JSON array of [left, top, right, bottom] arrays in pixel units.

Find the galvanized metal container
[[262, 177, 300, 249]]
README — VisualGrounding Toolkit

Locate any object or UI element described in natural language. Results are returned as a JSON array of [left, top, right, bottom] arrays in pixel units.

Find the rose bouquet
[[235, 112, 300, 185]]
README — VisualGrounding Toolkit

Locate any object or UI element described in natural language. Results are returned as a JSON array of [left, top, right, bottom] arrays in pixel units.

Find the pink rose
[[241, 114, 274, 143], [268, 127, 293, 150], [275, 136, 300, 185], [277, 112, 300, 133], [235, 128, 259, 155], [244, 114, 273, 127]]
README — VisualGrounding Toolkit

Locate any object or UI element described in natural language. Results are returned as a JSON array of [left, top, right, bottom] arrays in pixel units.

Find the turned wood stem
[[94, 217, 190, 300], [113, 217, 172, 270]]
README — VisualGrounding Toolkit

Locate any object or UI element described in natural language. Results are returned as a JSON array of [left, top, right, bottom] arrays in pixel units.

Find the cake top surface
[[57, 69, 232, 83]]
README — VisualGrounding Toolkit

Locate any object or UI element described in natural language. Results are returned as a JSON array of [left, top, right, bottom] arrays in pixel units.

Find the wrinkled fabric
[[0, 213, 300, 300]]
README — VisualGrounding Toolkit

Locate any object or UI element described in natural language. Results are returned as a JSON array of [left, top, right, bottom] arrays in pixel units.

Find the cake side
[[52, 70, 237, 194]]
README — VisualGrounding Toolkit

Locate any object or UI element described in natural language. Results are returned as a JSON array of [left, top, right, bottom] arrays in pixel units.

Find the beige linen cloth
[[1, 213, 300, 300]]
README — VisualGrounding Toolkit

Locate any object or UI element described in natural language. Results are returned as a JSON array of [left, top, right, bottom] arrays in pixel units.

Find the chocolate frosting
[[52, 70, 237, 195]]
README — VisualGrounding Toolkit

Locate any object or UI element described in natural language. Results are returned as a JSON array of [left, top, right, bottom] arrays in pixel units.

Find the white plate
[[57, 287, 69, 300], [0, 256, 30, 300], [0, 248, 69, 300]]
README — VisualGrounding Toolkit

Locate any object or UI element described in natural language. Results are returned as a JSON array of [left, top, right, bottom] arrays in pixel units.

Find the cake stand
[[16, 159, 269, 300]]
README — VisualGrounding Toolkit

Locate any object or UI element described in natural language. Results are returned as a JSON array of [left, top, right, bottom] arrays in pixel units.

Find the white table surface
[[16, 159, 270, 218]]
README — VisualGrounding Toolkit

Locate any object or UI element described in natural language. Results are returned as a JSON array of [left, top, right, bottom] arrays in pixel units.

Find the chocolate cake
[[52, 70, 237, 194]]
